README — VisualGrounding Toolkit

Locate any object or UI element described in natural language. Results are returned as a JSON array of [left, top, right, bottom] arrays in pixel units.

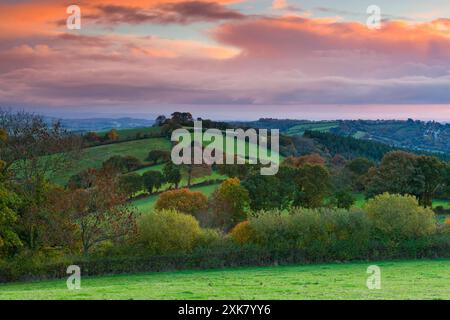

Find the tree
[[366, 151, 422, 199], [119, 173, 143, 199], [102, 155, 141, 174], [16, 178, 77, 251], [332, 190, 355, 209], [283, 154, 326, 168], [346, 157, 375, 176], [154, 115, 167, 126], [147, 150, 170, 165], [365, 151, 446, 207], [210, 178, 250, 231], [242, 171, 290, 211], [163, 162, 181, 189], [102, 155, 127, 173], [105, 129, 119, 141], [67, 168, 97, 189], [122, 156, 142, 172], [0, 184, 22, 256], [293, 164, 330, 208], [0, 110, 82, 180], [170, 112, 193, 126], [65, 169, 136, 255], [84, 131, 101, 143], [344, 157, 375, 192], [155, 189, 208, 217], [415, 156, 445, 207], [142, 170, 164, 194]]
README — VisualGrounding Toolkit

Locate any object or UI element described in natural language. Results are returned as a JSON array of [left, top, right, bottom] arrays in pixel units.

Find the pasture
[[0, 259, 448, 300], [54, 137, 171, 184]]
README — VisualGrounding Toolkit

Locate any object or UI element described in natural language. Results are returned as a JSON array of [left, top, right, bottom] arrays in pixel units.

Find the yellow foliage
[[230, 220, 252, 245]]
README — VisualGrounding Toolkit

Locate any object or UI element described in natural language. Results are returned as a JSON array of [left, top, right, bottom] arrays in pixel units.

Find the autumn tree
[[0, 109, 82, 181], [155, 188, 208, 218], [283, 153, 326, 168], [105, 128, 119, 141], [68, 168, 97, 189], [210, 178, 250, 231], [65, 169, 136, 255]]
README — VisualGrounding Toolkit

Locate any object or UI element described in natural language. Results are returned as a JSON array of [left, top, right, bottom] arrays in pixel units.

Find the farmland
[[0, 259, 448, 300], [54, 137, 171, 184]]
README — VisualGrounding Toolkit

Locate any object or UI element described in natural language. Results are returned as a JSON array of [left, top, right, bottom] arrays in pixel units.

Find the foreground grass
[[0, 260, 448, 300]]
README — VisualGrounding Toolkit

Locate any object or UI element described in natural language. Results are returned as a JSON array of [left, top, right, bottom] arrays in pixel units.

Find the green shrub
[[365, 193, 436, 241], [247, 207, 372, 259], [137, 209, 201, 255], [194, 228, 223, 249]]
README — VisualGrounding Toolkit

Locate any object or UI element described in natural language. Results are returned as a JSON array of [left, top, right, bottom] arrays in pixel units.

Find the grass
[[0, 259, 448, 300], [54, 138, 171, 185], [133, 184, 219, 213], [285, 122, 339, 136]]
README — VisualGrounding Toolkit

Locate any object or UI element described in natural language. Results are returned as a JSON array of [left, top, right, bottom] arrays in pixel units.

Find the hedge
[[1, 234, 449, 283]]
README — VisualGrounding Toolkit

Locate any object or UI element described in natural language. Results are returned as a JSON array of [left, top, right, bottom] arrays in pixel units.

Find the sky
[[1, 0, 450, 121]]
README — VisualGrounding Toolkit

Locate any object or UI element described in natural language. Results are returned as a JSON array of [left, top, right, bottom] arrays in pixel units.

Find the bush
[[137, 209, 201, 255], [365, 193, 436, 241], [246, 207, 372, 260], [195, 228, 223, 249], [155, 189, 208, 218], [230, 221, 252, 245]]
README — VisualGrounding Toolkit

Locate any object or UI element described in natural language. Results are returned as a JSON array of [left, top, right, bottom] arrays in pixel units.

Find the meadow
[[55, 137, 171, 184], [0, 259, 448, 300]]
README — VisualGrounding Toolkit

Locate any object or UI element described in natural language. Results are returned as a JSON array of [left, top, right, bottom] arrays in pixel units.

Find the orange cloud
[[0, 0, 245, 38]]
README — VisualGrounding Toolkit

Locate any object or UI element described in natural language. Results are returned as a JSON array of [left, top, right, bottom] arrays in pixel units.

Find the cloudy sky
[[1, 0, 450, 120]]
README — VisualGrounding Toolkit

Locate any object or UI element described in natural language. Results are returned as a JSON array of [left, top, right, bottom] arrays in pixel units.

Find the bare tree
[[0, 109, 83, 181]]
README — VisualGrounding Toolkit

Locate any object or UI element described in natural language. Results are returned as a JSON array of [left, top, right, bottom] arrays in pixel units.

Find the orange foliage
[[445, 218, 450, 228], [155, 188, 208, 217], [283, 153, 326, 168]]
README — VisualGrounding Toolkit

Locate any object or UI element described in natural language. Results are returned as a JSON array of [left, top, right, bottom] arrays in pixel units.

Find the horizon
[[12, 104, 450, 123]]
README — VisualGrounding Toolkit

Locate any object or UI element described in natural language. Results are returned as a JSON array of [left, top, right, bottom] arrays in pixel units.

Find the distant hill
[[232, 118, 450, 155], [44, 117, 155, 132]]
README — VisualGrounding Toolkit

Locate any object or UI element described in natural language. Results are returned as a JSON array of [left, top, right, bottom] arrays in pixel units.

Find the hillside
[[234, 118, 450, 155]]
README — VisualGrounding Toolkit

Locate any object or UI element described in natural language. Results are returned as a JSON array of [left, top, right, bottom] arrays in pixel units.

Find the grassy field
[[55, 138, 171, 184], [285, 122, 339, 136], [133, 184, 219, 213], [0, 259, 448, 300]]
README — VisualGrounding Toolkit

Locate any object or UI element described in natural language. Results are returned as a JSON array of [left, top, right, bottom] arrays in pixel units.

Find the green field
[[55, 138, 171, 184], [285, 122, 339, 136], [133, 184, 219, 213], [0, 259, 448, 300]]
